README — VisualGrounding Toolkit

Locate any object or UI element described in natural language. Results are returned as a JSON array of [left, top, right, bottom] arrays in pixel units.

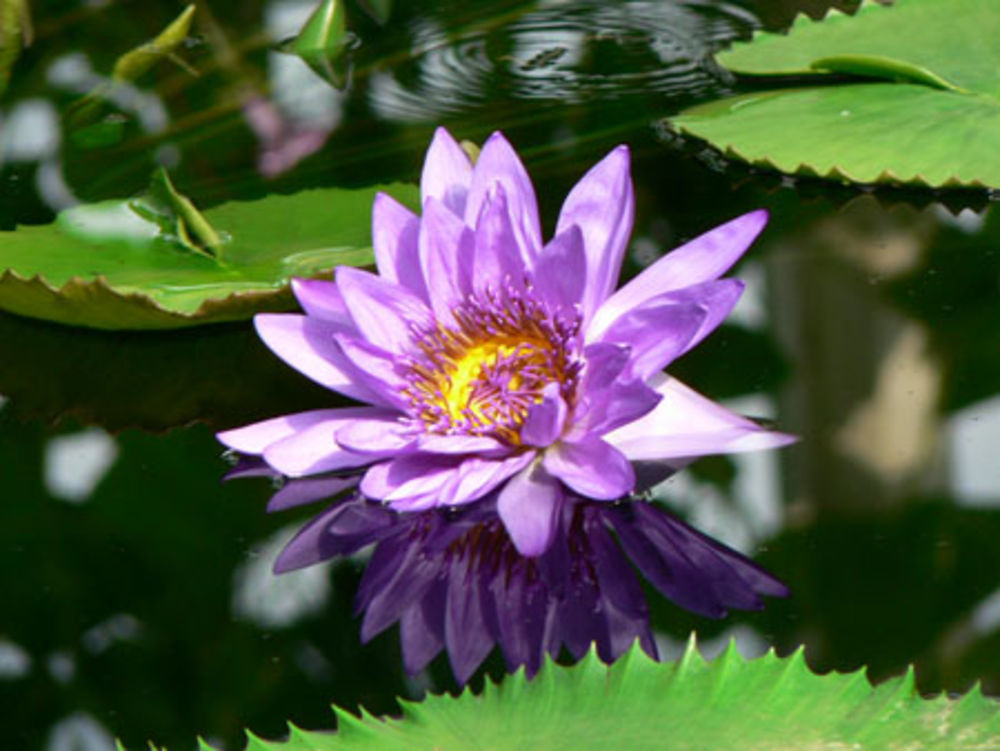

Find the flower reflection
[[219, 126, 794, 683], [263, 474, 786, 684], [218, 127, 793, 558]]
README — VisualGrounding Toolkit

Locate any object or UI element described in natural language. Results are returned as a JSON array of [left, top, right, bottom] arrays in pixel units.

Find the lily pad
[[129, 639, 1000, 750], [669, 0, 1000, 189], [0, 182, 419, 329]]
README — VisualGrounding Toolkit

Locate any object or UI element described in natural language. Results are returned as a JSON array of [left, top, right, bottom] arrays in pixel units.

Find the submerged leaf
[[669, 0, 1000, 188], [134, 640, 1000, 750], [0, 182, 419, 329]]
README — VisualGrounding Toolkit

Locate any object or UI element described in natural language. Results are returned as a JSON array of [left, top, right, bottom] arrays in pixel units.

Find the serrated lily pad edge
[[0, 269, 303, 330], [120, 635, 1000, 751], [718, 1, 885, 76], [669, 0, 997, 191], [663, 120, 994, 191]]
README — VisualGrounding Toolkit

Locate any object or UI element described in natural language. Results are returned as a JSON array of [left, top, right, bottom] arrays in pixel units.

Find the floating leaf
[[669, 0, 1000, 188], [125, 639, 1000, 750], [0, 182, 419, 329]]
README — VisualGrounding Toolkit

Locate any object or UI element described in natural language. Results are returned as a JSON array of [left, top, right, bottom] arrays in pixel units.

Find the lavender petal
[[335, 266, 432, 355], [421, 126, 473, 216], [372, 192, 425, 299], [555, 145, 634, 322], [605, 374, 797, 461], [496, 461, 564, 556], [254, 314, 388, 406], [588, 209, 768, 339], [465, 131, 542, 261], [544, 437, 634, 500]]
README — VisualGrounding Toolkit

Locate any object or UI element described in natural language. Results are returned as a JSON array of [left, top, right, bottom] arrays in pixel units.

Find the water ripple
[[368, 0, 760, 122]]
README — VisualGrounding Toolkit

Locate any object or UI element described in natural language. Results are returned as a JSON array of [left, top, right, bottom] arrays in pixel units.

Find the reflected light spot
[[949, 394, 1000, 506], [0, 99, 60, 163], [232, 524, 331, 629], [0, 638, 32, 680], [46, 713, 115, 751], [44, 429, 119, 504], [46, 651, 75, 685]]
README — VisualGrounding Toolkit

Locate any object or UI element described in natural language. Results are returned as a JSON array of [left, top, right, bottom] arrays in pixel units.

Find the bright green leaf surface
[[670, 0, 1000, 188], [142, 640, 1000, 750], [0, 183, 418, 329]]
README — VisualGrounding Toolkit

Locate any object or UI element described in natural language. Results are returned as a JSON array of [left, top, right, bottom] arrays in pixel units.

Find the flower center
[[403, 287, 581, 443]]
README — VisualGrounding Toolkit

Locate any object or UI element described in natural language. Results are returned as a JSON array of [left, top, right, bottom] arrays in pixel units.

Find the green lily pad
[[128, 639, 1000, 750], [670, 0, 1000, 189], [0, 182, 419, 329]]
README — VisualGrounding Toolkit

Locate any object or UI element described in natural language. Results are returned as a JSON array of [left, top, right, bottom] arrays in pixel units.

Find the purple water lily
[[218, 127, 794, 557], [267, 480, 787, 684]]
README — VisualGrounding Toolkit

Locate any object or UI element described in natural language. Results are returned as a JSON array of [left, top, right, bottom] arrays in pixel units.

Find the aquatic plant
[[218, 127, 793, 555]]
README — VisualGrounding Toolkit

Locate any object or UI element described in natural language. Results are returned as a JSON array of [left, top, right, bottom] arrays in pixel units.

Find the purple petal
[[472, 184, 526, 292], [332, 334, 411, 410], [445, 553, 495, 684], [496, 461, 564, 557], [555, 571, 604, 660], [291, 279, 351, 325], [532, 225, 586, 311], [335, 267, 431, 355], [608, 505, 726, 617], [217, 408, 353, 455], [465, 131, 542, 261], [591, 279, 745, 362], [544, 437, 635, 500], [356, 531, 411, 611], [521, 384, 568, 447], [361, 542, 441, 641], [555, 145, 634, 322], [372, 192, 425, 299], [588, 209, 767, 339], [263, 415, 389, 477], [274, 497, 394, 572], [582, 507, 648, 620], [254, 314, 389, 406], [399, 579, 447, 674], [416, 433, 506, 455], [421, 126, 473, 216], [632, 502, 776, 610], [597, 300, 707, 380], [266, 475, 360, 512], [604, 374, 797, 460], [419, 197, 474, 321], [360, 454, 460, 502], [335, 417, 417, 454], [570, 377, 661, 443], [601, 597, 658, 663], [491, 564, 547, 673], [579, 342, 631, 392], [273, 504, 346, 573], [438, 452, 535, 506]]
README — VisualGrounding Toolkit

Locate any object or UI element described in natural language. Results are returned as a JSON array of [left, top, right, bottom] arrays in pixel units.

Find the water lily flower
[[269, 484, 787, 684], [218, 127, 794, 558]]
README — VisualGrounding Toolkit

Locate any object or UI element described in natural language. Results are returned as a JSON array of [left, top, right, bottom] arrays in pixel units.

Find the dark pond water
[[5, 0, 1000, 749]]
